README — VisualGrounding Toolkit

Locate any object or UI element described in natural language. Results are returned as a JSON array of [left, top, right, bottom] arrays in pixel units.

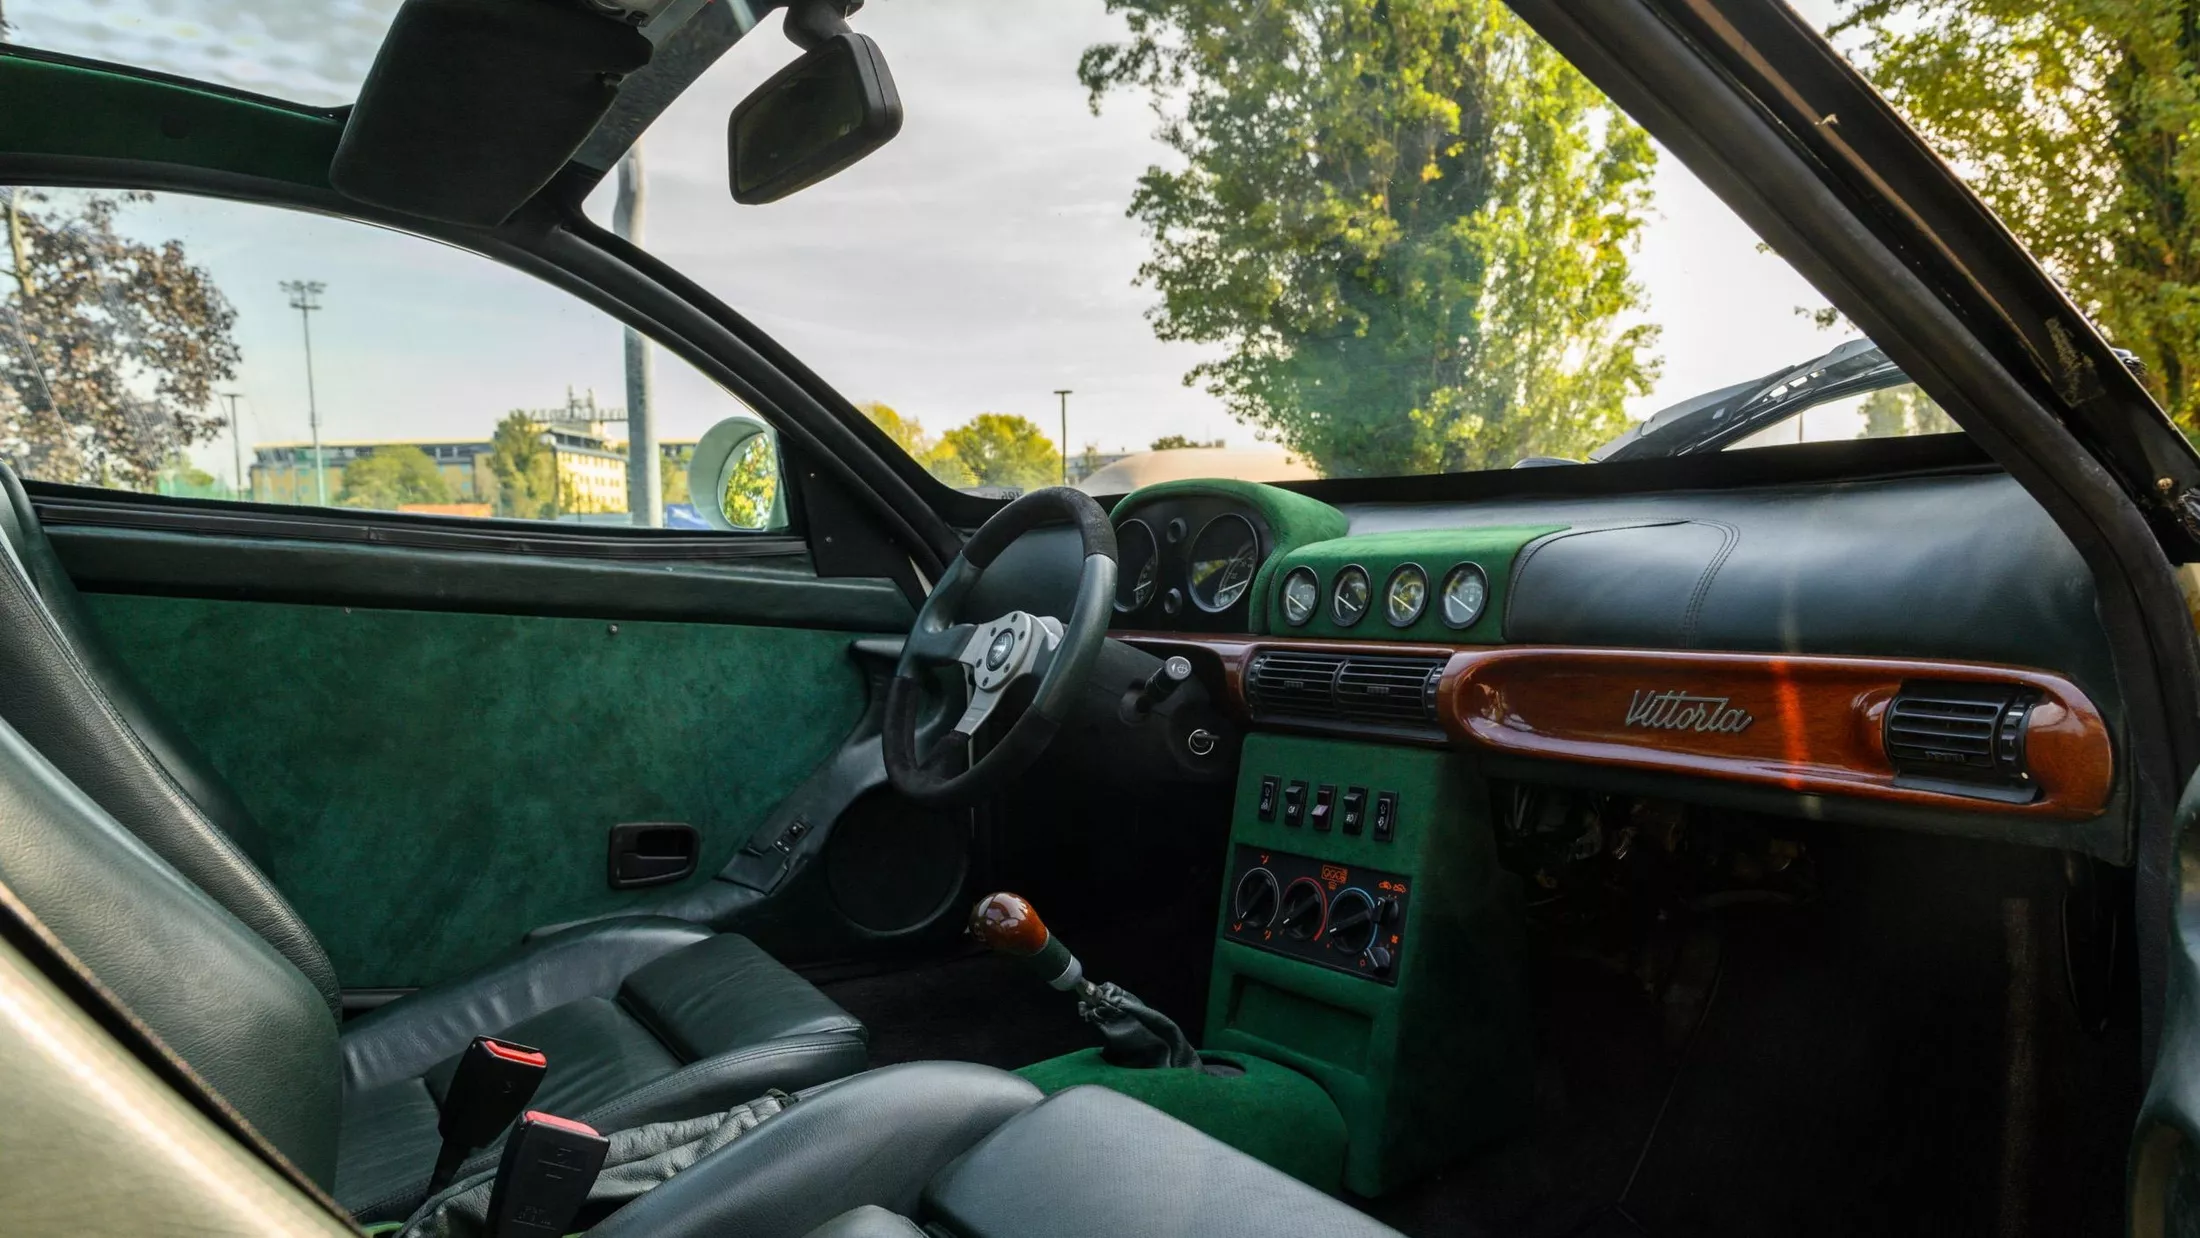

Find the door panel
[[80, 591, 878, 987]]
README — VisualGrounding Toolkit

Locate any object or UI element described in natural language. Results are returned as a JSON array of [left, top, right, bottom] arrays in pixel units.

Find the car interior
[[5, 1, 2200, 1237]]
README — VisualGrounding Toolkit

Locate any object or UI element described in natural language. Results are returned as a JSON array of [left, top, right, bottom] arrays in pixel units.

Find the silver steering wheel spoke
[[951, 611, 1064, 737]]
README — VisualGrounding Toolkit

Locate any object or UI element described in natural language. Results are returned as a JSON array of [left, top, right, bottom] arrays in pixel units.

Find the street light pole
[[279, 280, 327, 505], [1053, 389, 1072, 484], [615, 143, 660, 527], [220, 392, 245, 500]]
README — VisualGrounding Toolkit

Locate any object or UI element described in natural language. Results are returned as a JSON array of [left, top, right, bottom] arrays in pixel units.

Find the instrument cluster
[[1111, 495, 1274, 633]]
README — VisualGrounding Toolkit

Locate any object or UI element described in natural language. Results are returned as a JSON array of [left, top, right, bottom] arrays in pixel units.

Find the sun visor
[[331, 0, 654, 227]]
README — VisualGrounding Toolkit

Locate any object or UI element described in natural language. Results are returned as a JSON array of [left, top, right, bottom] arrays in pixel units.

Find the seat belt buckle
[[484, 1111, 609, 1238], [429, 1036, 548, 1193]]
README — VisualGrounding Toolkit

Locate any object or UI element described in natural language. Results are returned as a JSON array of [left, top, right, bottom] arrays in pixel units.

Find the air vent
[[1246, 650, 1444, 735], [1884, 680, 2038, 801]]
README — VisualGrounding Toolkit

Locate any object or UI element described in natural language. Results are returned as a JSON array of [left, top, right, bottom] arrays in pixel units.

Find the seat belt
[[428, 1037, 548, 1194], [482, 1111, 609, 1238]]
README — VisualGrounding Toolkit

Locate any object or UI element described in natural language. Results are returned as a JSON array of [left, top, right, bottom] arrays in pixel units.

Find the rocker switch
[[1340, 787, 1368, 835], [1310, 785, 1336, 833], [1281, 781, 1309, 828], [1372, 792, 1399, 842], [1257, 776, 1280, 822]]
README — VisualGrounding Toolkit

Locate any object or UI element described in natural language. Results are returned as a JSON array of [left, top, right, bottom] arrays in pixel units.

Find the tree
[[0, 190, 239, 488], [857, 401, 979, 488], [939, 413, 1061, 490], [1150, 434, 1224, 450], [335, 445, 455, 510], [485, 411, 557, 518], [1859, 384, 1959, 439], [1081, 0, 1659, 477], [1831, 2, 2200, 431]]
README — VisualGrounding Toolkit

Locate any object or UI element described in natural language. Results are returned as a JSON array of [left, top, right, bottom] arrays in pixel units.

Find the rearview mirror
[[727, 32, 903, 205], [687, 416, 787, 532]]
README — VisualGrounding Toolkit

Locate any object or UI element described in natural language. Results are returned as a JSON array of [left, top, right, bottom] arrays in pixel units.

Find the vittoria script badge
[[1623, 689, 1754, 734]]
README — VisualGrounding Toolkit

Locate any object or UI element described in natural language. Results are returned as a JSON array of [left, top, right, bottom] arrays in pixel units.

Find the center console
[[1206, 733, 1530, 1196]]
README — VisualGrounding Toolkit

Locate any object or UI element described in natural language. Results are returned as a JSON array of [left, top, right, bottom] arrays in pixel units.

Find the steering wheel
[[884, 487, 1118, 806]]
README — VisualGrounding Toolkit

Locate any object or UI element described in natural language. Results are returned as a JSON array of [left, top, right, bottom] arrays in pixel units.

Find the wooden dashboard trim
[[1118, 633, 2115, 820]]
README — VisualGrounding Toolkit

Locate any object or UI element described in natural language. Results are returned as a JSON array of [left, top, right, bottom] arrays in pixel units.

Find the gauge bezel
[[1439, 561, 1490, 630], [1113, 518, 1160, 614], [1186, 512, 1262, 615], [1279, 565, 1321, 627], [1384, 562, 1429, 628], [1331, 564, 1372, 627]]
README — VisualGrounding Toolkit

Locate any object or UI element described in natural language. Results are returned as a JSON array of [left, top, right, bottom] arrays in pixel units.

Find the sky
[[10, 0, 1860, 486]]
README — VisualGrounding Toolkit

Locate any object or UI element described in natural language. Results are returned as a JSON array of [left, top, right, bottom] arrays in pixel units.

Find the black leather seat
[[0, 468, 868, 1221], [0, 704, 1396, 1234]]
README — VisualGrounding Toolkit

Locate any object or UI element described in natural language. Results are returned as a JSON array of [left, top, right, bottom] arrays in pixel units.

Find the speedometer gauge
[[1114, 519, 1159, 613], [1440, 562, 1489, 629], [1385, 564, 1428, 627], [1332, 565, 1371, 627], [1279, 567, 1320, 626], [1187, 514, 1260, 613]]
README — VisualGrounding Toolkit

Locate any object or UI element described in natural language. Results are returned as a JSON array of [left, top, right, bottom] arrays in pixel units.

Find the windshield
[[581, 0, 1964, 493]]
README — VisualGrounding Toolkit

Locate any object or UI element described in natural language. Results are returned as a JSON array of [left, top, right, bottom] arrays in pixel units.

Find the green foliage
[[335, 444, 456, 510], [0, 190, 239, 488], [939, 413, 1062, 490], [1081, 0, 1659, 477], [154, 452, 227, 499], [1151, 434, 1225, 450], [1858, 384, 1958, 439], [1834, 1, 2200, 429], [718, 434, 782, 530], [485, 411, 556, 518], [857, 401, 980, 488]]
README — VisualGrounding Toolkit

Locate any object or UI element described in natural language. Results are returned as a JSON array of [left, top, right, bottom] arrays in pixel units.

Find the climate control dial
[[1277, 877, 1328, 941], [1231, 867, 1280, 930], [1325, 888, 1379, 956]]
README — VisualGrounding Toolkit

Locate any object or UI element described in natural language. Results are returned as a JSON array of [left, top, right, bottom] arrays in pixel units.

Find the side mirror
[[727, 31, 903, 205], [687, 416, 788, 532]]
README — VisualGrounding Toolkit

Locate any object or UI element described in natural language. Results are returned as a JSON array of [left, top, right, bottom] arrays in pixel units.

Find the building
[[249, 390, 704, 519]]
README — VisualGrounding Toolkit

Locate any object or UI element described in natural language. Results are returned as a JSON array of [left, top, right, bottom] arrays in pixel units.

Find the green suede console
[[1016, 1049, 1348, 1192], [1206, 734, 1530, 1196], [1117, 479, 1350, 625], [78, 594, 871, 986], [1264, 525, 1564, 641]]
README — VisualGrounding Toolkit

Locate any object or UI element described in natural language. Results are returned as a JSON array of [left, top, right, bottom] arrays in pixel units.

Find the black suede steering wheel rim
[[884, 487, 1117, 807]]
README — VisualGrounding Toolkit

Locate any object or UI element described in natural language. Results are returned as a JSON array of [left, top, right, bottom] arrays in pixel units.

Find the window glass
[[1725, 383, 1959, 452], [580, 0, 1957, 491], [0, 187, 783, 530]]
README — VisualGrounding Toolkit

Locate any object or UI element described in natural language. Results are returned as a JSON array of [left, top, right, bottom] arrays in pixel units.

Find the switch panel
[[1220, 843, 1411, 984]]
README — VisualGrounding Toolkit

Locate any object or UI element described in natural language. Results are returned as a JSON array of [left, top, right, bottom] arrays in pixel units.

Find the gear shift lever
[[969, 892, 1198, 1069]]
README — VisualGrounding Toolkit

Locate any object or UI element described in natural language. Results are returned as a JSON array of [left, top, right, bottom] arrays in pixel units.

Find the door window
[[0, 186, 785, 531]]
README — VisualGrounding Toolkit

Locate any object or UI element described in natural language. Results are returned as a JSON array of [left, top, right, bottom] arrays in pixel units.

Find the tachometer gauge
[[1385, 564, 1428, 627], [1187, 514, 1260, 613], [1114, 518, 1159, 613], [1332, 565, 1371, 627], [1440, 562, 1489, 629], [1280, 566, 1320, 627]]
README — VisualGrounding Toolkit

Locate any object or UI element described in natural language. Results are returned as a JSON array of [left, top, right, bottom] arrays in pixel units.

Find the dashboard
[[1068, 472, 2126, 861]]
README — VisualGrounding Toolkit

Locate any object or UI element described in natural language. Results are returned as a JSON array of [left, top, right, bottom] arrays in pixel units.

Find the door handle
[[606, 822, 699, 889]]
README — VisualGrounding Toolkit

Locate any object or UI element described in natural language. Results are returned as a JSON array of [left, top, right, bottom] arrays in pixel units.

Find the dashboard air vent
[[1246, 650, 1445, 734], [1884, 680, 2039, 801]]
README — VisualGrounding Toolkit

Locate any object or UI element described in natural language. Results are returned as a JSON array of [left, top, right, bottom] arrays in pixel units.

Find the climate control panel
[[1220, 843, 1411, 984]]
